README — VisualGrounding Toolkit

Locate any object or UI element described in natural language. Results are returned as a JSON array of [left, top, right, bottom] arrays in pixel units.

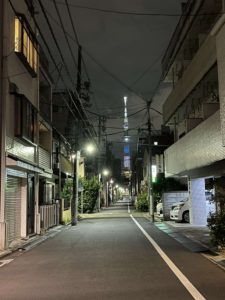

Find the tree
[[208, 177, 225, 248], [79, 176, 100, 213]]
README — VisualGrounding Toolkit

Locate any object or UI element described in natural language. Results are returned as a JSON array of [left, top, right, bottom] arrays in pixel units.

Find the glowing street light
[[102, 169, 109, 176]]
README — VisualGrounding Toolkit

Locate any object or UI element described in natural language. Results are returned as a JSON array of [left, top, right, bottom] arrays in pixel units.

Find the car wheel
[[183, 211, 189, 223]]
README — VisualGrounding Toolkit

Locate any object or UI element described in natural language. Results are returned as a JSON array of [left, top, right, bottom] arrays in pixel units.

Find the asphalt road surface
[[0, 201, 225, 299]]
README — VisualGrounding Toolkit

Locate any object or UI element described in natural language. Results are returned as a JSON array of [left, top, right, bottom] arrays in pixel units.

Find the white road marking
[[128, 201, 130, 213], [130, 215, 206, 300], [0, 259, 14, 268]]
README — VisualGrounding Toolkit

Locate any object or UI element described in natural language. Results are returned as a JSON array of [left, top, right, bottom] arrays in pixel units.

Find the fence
[[40, 203, 59, 230]]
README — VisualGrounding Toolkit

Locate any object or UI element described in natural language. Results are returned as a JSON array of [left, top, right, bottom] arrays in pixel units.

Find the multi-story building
[[0, 0, 41, 249], [0, 0, 62, 250], [162, 0, 225, 225]]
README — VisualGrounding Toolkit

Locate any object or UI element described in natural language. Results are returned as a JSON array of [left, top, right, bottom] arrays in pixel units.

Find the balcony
[[163, 36, 217, 124], [165, 110, 225, 177], [162, 0, 222, 81]]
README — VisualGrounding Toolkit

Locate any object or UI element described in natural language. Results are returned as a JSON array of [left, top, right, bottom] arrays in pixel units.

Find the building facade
[[162, 0, 225, 225]]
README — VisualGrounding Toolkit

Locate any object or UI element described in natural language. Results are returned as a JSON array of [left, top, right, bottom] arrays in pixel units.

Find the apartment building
[[0, 0, 59, 250], [162, 0, 225, 225]]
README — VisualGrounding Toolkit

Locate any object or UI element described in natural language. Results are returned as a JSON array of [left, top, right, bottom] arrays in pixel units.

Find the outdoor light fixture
[[102, 169, 109, 176], [154, 141, 158, 145], [85, 143, 95, 154]]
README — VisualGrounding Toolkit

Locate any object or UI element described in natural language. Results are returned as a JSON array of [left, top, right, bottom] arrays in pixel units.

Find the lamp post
[[110, 179, 114, 205], [71, 144, 95, 226], [147, 101, 154, 222]]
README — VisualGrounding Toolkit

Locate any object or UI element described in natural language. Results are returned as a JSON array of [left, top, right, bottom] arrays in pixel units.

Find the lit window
[[14, 17, 21, 52], [14, 15, 38, 77]]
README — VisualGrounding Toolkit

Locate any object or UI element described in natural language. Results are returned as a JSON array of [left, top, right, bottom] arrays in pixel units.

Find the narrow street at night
[[1, 1, 225, 299], [0, 201, 225, 300]]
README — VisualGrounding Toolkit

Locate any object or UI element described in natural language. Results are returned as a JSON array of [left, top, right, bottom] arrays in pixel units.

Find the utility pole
[[0, 0, 6, 250], [71, 45, 82, 225], [147, 101, 154, 222], [76, 45, 82, 96], [97, 116, 102, 211]]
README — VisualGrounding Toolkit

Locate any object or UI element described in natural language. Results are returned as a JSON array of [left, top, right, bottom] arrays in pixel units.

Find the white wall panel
[[165, 111, 225, 176]]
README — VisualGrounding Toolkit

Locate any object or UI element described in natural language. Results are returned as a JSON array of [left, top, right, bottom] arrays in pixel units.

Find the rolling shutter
[[5, 176, 22, 243]]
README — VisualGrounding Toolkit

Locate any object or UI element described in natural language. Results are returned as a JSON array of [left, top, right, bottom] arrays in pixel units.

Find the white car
[[170, 194, 215, 223], [170, 199, 189, 222]]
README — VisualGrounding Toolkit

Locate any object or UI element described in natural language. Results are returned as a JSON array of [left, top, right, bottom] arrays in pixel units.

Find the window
[[15, 95, 38, 145], [14, 15, 38, 77]]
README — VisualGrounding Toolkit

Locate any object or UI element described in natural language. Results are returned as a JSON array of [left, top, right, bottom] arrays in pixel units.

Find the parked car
[[170, 193, 215, 223], [170, 198, 189, 222]]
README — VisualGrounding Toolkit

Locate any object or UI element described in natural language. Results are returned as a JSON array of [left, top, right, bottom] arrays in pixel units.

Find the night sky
[[36, 0, 183, 157]]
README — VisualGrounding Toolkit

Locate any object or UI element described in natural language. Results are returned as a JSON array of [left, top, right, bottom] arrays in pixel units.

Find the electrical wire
[[43, 8, 145, 99], [23, 0, 98, 145], [43, 6, 167, 116], [36, 0, 98, 140], [64, 0, 100, 113], [64, 0, 88, 81], [48, 0, 222, 18], [53, 0, 78, 70]]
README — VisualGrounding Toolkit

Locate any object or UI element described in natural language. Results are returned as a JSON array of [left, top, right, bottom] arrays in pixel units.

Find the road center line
[[130, 215, 206, 300], [128, 201, 130, 213]]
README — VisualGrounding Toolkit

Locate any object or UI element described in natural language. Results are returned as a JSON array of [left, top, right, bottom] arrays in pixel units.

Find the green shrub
[[79, 177, 99, 213], [208, 212, 225, 247], [61, 179, 73, 210], [136, 192, 149, 212]]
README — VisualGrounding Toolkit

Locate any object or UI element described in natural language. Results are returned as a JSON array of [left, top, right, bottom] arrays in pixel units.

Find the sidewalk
[[153, 217, 225, 271], [0, 225, 65, 260]]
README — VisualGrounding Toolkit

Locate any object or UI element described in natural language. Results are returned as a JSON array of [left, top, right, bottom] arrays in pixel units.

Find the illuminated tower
[[123, 96, 130, 172]]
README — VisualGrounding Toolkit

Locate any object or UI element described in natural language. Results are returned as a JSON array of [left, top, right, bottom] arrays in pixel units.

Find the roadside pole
[[0, 0, 6, 249], [147, 101, 154, 222]]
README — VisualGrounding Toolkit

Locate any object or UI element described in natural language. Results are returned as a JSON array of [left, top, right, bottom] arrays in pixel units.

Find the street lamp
[[102, 169, 110, 206], [71, 143, 96, 226], [109, 179, 114, 205]]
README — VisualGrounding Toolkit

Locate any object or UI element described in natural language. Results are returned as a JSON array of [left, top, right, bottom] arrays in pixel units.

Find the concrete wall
[[165, 111, 224, 177]]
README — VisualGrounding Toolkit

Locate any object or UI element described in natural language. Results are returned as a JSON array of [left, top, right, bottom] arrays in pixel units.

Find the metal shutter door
[[5, 176, 22, 243]]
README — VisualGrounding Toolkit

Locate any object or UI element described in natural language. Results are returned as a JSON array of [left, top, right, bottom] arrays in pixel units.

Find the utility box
[[162, 191, 189, 220]]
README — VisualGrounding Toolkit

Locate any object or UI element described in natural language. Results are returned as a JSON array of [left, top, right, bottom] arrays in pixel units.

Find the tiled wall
[[165, 110, 224, 176]]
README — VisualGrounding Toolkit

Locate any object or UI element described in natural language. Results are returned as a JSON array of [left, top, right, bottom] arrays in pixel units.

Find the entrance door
[[27, 175, 35, 235]]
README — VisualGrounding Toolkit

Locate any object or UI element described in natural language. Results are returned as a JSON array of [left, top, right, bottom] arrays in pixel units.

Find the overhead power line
[[53, 0, 78, 71], [43, 8, 147, 100], [48, 0, 222, 18], [43, 6, 167, 113], [22, 0, 98, 144]]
